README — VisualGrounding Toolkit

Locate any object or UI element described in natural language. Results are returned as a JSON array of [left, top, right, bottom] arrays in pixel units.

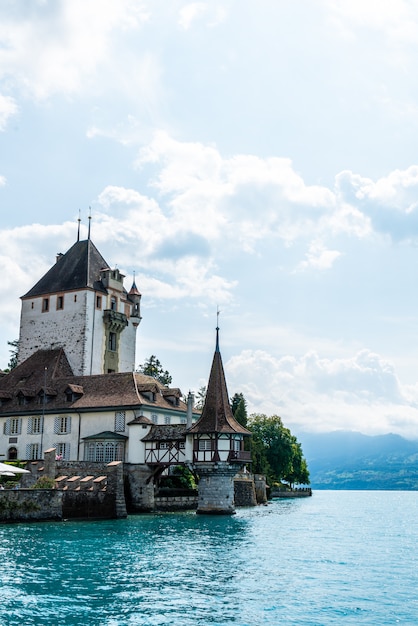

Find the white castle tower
[[17, 231, 141, 376]]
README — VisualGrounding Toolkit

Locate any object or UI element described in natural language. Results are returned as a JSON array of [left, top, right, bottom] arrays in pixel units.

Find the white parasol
[[0, 462, 30, 475]]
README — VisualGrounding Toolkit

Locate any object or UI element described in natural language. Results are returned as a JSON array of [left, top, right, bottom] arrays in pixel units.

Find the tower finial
[[77, 210, 81, 242], [216, 307, 220, 352], [88, 207, 91, 240]]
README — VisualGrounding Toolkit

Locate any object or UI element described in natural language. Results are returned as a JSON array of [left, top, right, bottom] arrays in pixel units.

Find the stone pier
[[195, 463, 238, 514]]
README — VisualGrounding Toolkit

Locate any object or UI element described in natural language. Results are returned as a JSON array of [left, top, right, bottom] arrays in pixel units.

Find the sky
[[3, 1, 418, 439]]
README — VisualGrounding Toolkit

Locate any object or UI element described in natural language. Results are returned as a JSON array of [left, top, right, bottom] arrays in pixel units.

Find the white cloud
[[178, 3, 207, 30], [336, 167, 418, 241], [178, 2, 227, 30], [296, 240, 341, 272], [0, 94, 17, 131], [226, 348, 418, 438], [0, 0, 149, 99]]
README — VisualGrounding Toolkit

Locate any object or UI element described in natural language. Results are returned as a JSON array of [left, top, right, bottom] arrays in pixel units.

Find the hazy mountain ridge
[[296, 431, 418, 490]]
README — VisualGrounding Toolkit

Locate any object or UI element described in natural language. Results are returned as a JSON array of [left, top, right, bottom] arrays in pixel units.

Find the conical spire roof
[[22, 239, 109, 298], [188, 328, 251, 435]]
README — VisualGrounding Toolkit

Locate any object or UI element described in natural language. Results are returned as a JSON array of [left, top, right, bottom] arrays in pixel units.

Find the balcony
[[228, 450, 252, 463], [103, 310, 128, 332]]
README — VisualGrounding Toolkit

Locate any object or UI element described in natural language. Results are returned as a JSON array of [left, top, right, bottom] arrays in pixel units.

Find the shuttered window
[[54, 416, 71, 434], [114, 411, 125, 432]]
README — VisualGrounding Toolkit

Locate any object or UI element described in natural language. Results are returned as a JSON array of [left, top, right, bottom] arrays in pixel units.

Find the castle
[[0, 229, 256, 514]]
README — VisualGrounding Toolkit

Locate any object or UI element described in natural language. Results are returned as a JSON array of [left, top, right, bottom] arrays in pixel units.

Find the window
[[115, 443, 124, 461], [96, 295, 102, 309], [180, 416, 187, 424], [164, 415, 171, 425], [84, 441, 125, 463], [233, 438, 241, 451], [108, 332, 117, 351], [198, 439, 212, 451], [74, 294, 77, 302], [42, 298, 49, 312], [26, 443, 40, 460], [110, 296, 117, 311], [87, 443, 95, 462], [54, 416, 71, 435], [151, 414, 158, 424], [9, 418, 22, 435], [159, 442, 171, 449], [96, 443, 104, 462], [18, 394, 28, 406], [31, 302, 34, 309], [27, 416, 43, 434], [104, 442, 113, 462], [114, 411, 125, 432], [55, 442, 70, 460], [56, 295, 64, 310], [178, 442, 185, 449]]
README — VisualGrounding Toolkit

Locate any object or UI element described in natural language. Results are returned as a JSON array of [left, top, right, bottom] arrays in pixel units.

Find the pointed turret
[[188, 327, 251, 437], [189, 327, 252, 515], [128, 277, 142, 327]]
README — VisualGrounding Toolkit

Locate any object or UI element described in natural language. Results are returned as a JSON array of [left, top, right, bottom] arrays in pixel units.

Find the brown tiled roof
[[142, 424, 187, 441], [0, 350, 189, 416], [188, 330, 251, 436], [161, 388, 181, 398]]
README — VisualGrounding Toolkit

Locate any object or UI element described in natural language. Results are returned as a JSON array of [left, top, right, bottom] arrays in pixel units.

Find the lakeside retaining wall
[[0, 489, 62, 522]]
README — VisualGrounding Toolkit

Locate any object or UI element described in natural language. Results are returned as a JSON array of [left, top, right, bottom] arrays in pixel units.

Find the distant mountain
[[296, 431, 418, 490]]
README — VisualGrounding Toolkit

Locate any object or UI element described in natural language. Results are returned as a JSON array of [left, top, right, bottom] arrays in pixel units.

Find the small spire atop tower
[[77, 210, 81, 242], [88, 207, 92, 240]]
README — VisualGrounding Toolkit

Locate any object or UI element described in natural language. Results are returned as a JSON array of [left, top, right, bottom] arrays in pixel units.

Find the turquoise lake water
[[0, 490, 417, 625]]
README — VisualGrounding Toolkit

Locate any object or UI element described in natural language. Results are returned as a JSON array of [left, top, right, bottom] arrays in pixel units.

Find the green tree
[[194, 385, 207, 410], [137, 355, 172, 386], [231, 392, 248, 427], [3, 340, 19, 372], [248, 414, 310, 487]]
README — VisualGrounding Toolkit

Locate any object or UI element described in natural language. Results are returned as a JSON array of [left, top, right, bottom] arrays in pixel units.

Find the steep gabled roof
[[22, 239, 110, 298], [188, 329, 251, 436]]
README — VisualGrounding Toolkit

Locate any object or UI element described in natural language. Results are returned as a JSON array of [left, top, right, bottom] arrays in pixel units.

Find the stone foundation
[[194, 463, 238, 515]]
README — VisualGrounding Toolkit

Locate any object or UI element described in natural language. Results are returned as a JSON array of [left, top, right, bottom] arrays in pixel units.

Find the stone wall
[[254, 474, 268, 503], [22, 449, 127, 519], [234, 475, 257, 507], [154, 491, 198, 511], [124, 463, 156, 512], [0, 489, 62, 522]]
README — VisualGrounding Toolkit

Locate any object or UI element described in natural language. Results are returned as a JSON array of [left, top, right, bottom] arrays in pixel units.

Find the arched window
[[8, 447, 17, 460], [95, 443, 104, 462], [87, 443, 95, 462], [105, 442, 114, 463], [115, 443, 124, 461]]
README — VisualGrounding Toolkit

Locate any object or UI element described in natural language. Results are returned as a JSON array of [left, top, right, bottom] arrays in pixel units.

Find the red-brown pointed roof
[[188, 329, 251, 436]]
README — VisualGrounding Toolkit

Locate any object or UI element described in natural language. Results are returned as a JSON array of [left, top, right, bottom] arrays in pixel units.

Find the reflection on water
[[1, 494, 418, 625]]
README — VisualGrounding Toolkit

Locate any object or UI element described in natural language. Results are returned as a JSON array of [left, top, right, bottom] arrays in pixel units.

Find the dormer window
[[142, 391, 156, 402], [65, 384, 84, 403]]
